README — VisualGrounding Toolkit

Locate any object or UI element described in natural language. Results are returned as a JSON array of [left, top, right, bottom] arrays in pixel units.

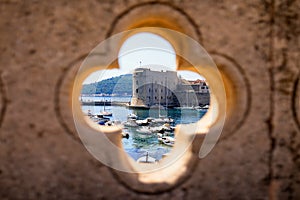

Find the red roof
[[188, 79, 206, 84]]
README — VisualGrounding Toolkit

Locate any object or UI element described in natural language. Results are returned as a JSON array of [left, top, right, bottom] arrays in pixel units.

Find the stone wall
[[0, 0, 299, 199]]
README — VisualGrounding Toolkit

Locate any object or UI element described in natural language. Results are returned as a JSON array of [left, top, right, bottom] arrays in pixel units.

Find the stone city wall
[[0, 0, 299, 199]]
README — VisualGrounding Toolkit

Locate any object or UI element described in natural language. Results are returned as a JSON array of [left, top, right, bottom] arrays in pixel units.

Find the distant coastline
[[81, 74, 132, 95]]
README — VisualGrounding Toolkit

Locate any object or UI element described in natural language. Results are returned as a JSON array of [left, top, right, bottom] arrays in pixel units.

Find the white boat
[[151, 88, 174, 124], [202, 105, 209, 109], [158, 136, 175, 147], [101, 101, 112, 116], [157, 133, 163, 138], [136, 119, 148, 126], [100, 110, 112, 116], [158, 136, 174, 142], [127, 113, 138, 119], [105, 120, 121, 126], [137, 152, 156, 163], [152, 117, 164, 124], [136, 118, 153, 126], [163, 117, 174, 123], [152, 116, 174, 124], [122, 119, 138, 127], [150, 124, 173, 133], [90, 116, 100, 122], [163, 139, 175, 147], [174, 106, 195, 110], [136, 126, 153, 134]]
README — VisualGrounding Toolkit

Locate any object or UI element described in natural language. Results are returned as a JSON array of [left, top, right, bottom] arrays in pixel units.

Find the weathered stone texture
[[0, 0, 299, 199]]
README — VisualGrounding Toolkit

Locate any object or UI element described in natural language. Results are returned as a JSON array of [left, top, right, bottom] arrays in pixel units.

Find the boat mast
[[159, 84, 161, 117], [103, 99, 105, 111], [152, 78, 153, 107], [166, 76, 168, 108]]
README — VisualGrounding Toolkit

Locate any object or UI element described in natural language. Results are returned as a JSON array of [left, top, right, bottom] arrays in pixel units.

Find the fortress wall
[[0, 0, 299, 199]]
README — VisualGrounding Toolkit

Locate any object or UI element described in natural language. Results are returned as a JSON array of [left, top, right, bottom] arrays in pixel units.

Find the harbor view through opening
[[80, 33, 210, 163]]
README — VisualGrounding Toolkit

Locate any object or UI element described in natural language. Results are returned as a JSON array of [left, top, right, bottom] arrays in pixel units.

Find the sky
[[83, 33, 204, 84]]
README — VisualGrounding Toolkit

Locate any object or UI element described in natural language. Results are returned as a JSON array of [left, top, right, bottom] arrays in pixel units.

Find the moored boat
[[136, 152, 157, 163], [122, 119, 138, 127], [136, 126, 153, 134], [100, 111, 113, 116], [136, 118, 154, 126], [162, 139, 174, 147], [157, 135, 175, 147], [127, 113, 138, 119]]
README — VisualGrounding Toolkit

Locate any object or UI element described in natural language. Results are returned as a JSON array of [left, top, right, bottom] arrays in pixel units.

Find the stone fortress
[[130, 68, 210, 108]]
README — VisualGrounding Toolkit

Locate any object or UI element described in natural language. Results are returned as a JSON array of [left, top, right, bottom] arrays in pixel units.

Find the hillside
[[81, 74, 132, 95]]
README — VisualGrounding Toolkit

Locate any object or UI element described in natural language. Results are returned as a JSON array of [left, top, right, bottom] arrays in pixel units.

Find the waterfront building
[[130, 68, 210, 108]]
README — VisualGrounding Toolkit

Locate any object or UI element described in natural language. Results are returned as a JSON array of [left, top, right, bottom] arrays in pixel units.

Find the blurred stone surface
[[0, 0, 299, 199]]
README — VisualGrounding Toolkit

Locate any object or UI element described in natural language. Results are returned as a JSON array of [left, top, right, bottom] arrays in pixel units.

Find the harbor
[[82, 99, 208, 162], [80, 68, 210, 163]]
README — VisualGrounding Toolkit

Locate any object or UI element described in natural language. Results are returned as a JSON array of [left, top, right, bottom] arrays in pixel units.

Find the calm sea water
[[81, 96, 207, 161]]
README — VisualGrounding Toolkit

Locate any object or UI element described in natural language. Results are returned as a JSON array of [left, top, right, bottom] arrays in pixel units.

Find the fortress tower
[[131, 68, 179, 108], [131, 68, 210, 108]]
